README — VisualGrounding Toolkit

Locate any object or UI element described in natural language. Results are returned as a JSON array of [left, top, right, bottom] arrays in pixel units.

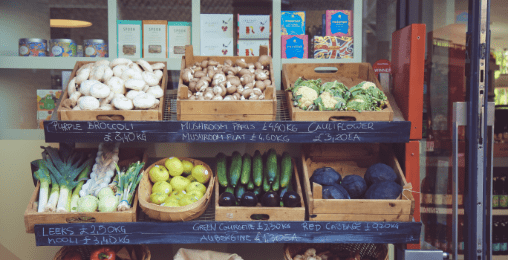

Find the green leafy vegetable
[[32, 159, 51, 213]]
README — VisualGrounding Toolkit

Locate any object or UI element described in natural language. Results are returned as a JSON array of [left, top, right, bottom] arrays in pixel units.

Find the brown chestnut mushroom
[[255, 81, 266, 91], [223, 95, 233, 100], [258, 93, 265, 100], [181, 69, 193, 83], [263, 79, 271, 86], [204, 91, 214, 100], [197, 96, 205, 101], [201, 60, 209, 68], [235, 58, 248, 68], [233, 93, 241, 100], [194, 71, 206, 78], [247, 63, 255, 70], [240, 74, 254, 85], [205, 87, 214, 94], [236, 85, 244, 95], [226, 85, 237, 94], [196, 79, 209, 92], [258, 55, 271, 67], [220, 85, 227, 97], [212, 94, 223, 100], [194, 61, 201, 67], [254, 69, 264, 75], [227, 77, 241, 88], [213, 73, 226, 85], [244, 82, 254, 90], [254, 62, 263, 70], [252, 88, 263, 96], [193, 66, 202, 72], [201, 76, 212, 83], [255, 71, 268, 81], [189, 95, 196, 100], [224, 59, 233, 66], [238, 69, 252, 77], [208, 60, 219, 66], [263, 69, 270, 76], [213, 85, 223, 96], [242, 89, 253, 99], [249, 94, 259, 100]]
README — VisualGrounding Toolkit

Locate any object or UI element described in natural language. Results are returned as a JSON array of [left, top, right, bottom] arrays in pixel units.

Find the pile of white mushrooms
[[62, 58, 165, 111], [180, 55, 272, 101]]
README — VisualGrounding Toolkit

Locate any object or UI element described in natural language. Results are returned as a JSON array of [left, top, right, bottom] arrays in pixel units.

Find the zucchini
[[252, 150, 263, 186], [266, 149, 277, 184], [247, 174, 255, 190], [216, 152, 228, 187], [235, 185, 246, 202], [280, 152, 292, 188], [225, 186, 235, 194], [240, 153, 252, 185], [229, 151, 242, 187], [271, 160, 281, 192], [263, 166, 271, 192]]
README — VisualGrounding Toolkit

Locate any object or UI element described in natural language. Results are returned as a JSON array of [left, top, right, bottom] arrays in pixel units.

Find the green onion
[[116, 161, 145, 211]]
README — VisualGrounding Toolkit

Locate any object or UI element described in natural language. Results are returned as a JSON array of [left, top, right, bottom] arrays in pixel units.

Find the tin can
[[50, 39, 77, 57], [19, 38, 47, 57], [77, 45, 84, 57], [84, 39, 108, 57]]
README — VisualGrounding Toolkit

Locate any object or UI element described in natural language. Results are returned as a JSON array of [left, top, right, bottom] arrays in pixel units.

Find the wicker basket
[[283, 243, 388, 260], [53, 245, 151, 260], [138, 157, 215, 221]]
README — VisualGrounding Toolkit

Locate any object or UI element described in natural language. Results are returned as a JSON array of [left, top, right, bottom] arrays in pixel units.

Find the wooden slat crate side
[[58, 61, 167, 121], [281, 63, 394, 121], [177, 113, 275, 121], [177, 45, 276, 120], [215, 158, 305, 221], [24, 148, 146, 233], [309, 213, 412, 222], [301, 144, 414, 220]]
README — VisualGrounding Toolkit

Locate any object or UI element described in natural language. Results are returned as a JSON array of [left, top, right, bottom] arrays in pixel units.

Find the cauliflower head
[[315, 91, 347, 111], [294, 86, 318, 110], [346, 95, 373, 112]]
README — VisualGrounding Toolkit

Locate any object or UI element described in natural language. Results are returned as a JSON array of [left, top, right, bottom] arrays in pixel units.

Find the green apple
[[149, 165, 169, 183]]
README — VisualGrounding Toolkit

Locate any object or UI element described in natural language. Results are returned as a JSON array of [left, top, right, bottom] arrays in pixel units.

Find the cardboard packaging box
[[313, 36, 353, 59], [117, 20, 142, 58], [281, 11, 306, 35], [168, 22, 191, 58], [200, 14, 233, 56], [237, 14, 271, 39], [37, 90, 61, 129], [326, 10, 353, 37], [237, 39, 270, 56], [281, 35, 308, 59], [143, 20, 167, 58]]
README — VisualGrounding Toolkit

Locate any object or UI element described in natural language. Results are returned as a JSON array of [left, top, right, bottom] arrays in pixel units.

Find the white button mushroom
[[90, 65, 107, 81], [146, 86, 164, 98], [121, 68, 143, 81], [99, 91, 115, 107], [154, 70, 164, 82], [103, 66, 113, 82], [75, 67, 91, 84], [112, 96, 134, 110], [113, 65, 129, 78], [95, 59, 110, 67], [80, 80, 101, 96], [151, 63, 165, 70], [126, 90, 144, 100], [110, 58, 132, 68], [78, 96, 100, 110], [142, 71, 160, 86], [76, 63, 93, 75], [133, 93, 156, 109], [107, 77, 126, 94], [67, 77, 77, 95], [136, 60, 153, 72], [129, 62, 143, 73], [125, 79, 146, 91], [100, 104, 114, 111], [90, 82, 111, 99]]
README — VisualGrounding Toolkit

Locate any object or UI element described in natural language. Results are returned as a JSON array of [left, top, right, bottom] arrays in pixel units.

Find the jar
[[19, 38, 47, 56], [84, 39, 108, 57], [77, 45, 84, 57], [50, 39, 77, 57]]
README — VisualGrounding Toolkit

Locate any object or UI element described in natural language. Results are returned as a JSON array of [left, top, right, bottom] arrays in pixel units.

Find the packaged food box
[[37, 90, 61, 111], [200, 14, 233, 56], [281, 11, 306, 35], [237, 39, 270, 56], [200, 38, 234, 56], [326, 10, 353, 37], [117, 20, 142, 58], [143, 20, 167, 58], [168, 22, 191, 58], [237, 14, 271, 39], [281, 35, 308, 59], [313, 36, 353, 59]]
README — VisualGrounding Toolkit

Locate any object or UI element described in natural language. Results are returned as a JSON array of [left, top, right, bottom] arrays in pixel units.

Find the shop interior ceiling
[[43, 0, 508, 51]]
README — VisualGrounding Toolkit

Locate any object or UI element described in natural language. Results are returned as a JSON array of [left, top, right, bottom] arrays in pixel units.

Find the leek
[[41, 145, 94, 213], [70, 163, 92, 212], [32, 160, 51, 213], [45, 175, 59, 212], [117, 161, 145, 211]]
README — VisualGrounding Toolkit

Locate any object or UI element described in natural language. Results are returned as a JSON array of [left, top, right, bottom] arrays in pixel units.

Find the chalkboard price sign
[[35, 221, 421, 246], [44, 120, 411, 143]]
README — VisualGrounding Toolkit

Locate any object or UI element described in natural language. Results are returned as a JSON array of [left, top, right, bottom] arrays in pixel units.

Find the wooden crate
[[282, 63, 394, 121], [58, 61, 168, 121], [177, 45, 277, 121], [215, 158, 305, 221], [24, 148, 147, 233], [301, 143, 414, 221], [137, 157, 215, 222]]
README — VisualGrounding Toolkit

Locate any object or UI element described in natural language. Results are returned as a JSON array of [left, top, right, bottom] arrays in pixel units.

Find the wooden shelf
[[0, 56, 182, 70]]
